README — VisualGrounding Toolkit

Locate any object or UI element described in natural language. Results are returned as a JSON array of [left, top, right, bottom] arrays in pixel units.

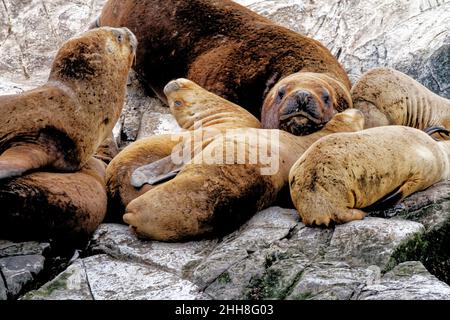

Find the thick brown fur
[[289, 126, 450, 226], [97, 0, 351, 134], [0, 27, 137, 181], [352, 68, 450, 138], [0, 158, 108, 244]]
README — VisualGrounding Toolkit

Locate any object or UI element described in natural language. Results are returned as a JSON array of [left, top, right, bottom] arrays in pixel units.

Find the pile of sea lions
[[1, 0, 449, 244]]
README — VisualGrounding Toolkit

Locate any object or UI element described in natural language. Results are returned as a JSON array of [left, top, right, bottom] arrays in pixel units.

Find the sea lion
[[289, 126, 450, 227], [0, 158, 107, 244], [0, 27, 137, 181], [122, 104, 364, 241], [95, 0, 352, 135], [352, 68, 450, 137], [105, 78, 261, 218]]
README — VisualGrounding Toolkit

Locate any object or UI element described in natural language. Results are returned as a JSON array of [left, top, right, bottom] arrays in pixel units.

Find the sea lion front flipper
[[0, 145, 56, 180], [364, 186, 404, 213], [130, 155, 183, 188]]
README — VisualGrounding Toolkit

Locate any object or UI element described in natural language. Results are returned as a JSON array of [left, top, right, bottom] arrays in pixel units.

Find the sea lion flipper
[[130, 156, 183, 188], [0, 145, 55, 180], [364, 186, 404, 213], [423, 126, 450, 140]]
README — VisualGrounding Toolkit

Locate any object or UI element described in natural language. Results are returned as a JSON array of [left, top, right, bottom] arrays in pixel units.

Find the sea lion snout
[[164, 80, 182, 96], [278, 89, 336, 136]]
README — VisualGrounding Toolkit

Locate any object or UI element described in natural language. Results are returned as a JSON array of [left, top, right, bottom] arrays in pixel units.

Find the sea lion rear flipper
[[130, 155, 183, 188], [0, 145, 56, 180], [423, 126, 450, 141]]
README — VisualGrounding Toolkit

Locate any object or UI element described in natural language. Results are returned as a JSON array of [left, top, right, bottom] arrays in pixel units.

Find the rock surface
[[0, 241, 49, 300], [25, 181, 450, 300], [1, 0, 450, 300]]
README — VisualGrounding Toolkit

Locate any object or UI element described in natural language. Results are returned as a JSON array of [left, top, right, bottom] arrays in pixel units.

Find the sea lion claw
[[131, 156, 182, 188]]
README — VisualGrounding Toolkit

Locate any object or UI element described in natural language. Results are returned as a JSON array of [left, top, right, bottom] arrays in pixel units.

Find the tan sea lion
[[0, 27, 137, 181], [121, 95, 364, 241], [289, 126, 450, 227], [105, 78, 261, 219], [352, 68, 450, 137], [0, 158, 107, 244], [95, 0, 352, 135]]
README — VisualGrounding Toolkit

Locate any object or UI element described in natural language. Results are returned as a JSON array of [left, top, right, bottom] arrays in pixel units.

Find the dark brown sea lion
[[0, 158, 107, 244], [0, 27, 137, 181], [95, 0, 352, 135]]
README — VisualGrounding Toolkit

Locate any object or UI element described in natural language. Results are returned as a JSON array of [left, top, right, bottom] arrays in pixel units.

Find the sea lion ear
[[325, 109, 365, 132]]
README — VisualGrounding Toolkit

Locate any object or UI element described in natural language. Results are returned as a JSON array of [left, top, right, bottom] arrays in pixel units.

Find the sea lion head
[[262, 72, 352, 136], [49, 27, 137, 84], [164, 78, 261, 130], [48, 27, 137, 146]]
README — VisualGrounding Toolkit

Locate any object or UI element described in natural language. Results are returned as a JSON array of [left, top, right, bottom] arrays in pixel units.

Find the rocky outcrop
[[24, 181, 450, 300], [0, 241, 50, 300]]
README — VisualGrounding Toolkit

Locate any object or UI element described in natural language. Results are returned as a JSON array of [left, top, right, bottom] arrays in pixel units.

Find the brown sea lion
[[105, 78, 261, 218], [0, 27, 137, 181], [122, 108, 364, 241], [352, 68, 450, 137], [0, 158, 107, 244], [95, 0, 352, 135], [289, 126, 450, 226]]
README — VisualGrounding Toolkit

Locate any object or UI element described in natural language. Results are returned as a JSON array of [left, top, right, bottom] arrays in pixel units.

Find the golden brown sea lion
[[122, 108, 364, 241], [0, 158, 107, 244], [289, 126, 450, 227], [352, 68, 450, 136], [105, 78, 261, 219], [0, 27, 137, 181], [95, 0, 352, 135]]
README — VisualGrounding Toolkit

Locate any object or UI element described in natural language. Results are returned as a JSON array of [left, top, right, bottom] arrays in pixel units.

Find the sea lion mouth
[[279, 115, 325, 136], [279, 110, 323, 124]]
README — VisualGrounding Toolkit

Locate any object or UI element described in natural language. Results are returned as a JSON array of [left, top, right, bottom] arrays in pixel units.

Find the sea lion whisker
[[279, 111, 323, 124]]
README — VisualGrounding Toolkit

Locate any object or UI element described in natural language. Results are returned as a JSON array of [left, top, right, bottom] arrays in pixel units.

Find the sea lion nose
[[122, 27, 138, 52], [164, 81, 181, 95], [279, 90, 316, 120]]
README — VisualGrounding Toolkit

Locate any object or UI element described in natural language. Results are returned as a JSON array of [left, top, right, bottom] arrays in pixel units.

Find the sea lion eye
[[322, 91, 331, 105], [174, 100, 183, 107], [277, 86, 286, 101]]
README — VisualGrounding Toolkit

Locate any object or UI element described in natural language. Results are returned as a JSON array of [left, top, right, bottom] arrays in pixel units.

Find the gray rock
[[324, 218, 424, 269], [0, 278, 7, 300], [0, 255, 45, 299], [25, 255, 207, 300], [359, 262, 450, 300], [287, 262, 381, 300], [21, 260, 93, 300], [90, 224, 217, 277], [382, 181, 450, 284], [192, 207, 298, 289], [0, 241, 50, 258]]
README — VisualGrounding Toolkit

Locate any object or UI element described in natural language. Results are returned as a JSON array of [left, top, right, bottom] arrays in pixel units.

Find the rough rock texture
[[0, 241, 49, 300], [25, 183, 450, 300], [1, 0, 450, 300]]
